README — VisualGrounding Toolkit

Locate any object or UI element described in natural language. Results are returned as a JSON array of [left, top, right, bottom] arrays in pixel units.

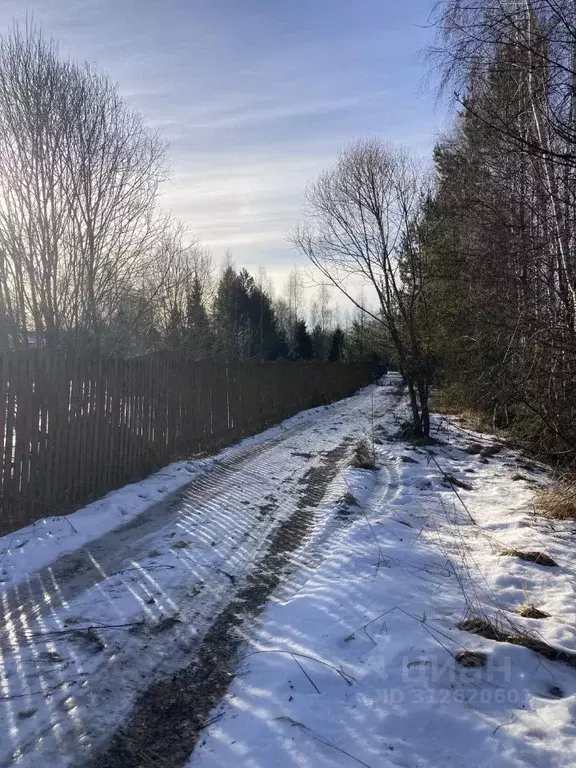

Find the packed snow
[[0, 398, 357, 592]]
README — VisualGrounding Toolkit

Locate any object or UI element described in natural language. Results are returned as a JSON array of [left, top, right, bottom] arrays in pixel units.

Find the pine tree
[[311, 323, 328, 360], [271, 327, 289, 359], [213, 266, 250, 359], [346, 317, 389, 363], [240, 271, 283, 360], [164, 304, 186, 352], [214, 265, 286, 360], [328, 326, 345, 362], [293, 319, 313, 360], [186, 272, 212, 359]]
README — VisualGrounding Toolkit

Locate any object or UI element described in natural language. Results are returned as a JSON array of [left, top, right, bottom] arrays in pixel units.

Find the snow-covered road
[[0, 378, 401, 768], [3, 376, 576, 768]]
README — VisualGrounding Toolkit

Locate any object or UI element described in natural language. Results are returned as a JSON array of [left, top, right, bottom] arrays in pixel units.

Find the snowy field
[[1, 376, 575, 768]]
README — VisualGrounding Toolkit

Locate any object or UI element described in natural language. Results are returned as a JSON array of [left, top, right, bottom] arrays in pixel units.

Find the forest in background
[[425, 0, 576, 461]]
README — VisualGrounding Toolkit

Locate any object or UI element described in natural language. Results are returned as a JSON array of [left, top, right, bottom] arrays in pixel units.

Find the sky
[[0, 0, 447, 310]]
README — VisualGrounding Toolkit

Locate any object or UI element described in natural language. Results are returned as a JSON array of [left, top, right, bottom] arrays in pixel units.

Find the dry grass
[[535, 485, 576, 521], [395, 421, 417, 440], [351, 440, 376, 470], [458, 615, 576, 666], [500, 549, 558, 567], [171, 540, 191, 549], [337, 492, 359, 518], [455, 650, 487, 668], [432, 388, 512, 441], [515, 604, 550, 619], [340, 491, 358, 506], [450, 408, 497, 434], [458, 616, 502, 641]]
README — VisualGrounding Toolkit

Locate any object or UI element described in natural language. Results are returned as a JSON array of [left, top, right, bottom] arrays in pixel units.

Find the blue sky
[[0, 0, 446, 296]]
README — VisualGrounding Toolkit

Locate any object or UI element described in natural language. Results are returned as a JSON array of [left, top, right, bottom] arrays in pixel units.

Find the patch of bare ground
[[515, 604, 550, 619], [499, 549, 558, 567], [86, 440, 352, 768], [458, 615, 576, 667]]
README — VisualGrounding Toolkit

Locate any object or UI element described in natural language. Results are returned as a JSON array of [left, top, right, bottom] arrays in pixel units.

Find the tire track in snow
[[86, 440, 354, 768], [86, 385, 405, 768]]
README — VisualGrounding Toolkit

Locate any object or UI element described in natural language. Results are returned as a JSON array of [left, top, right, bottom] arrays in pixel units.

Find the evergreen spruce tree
[[311, 323, 328, 360], [186, 272, 212, 359], [293, 319, 313, 360], [164, 304, 186, 352], [328, 326, 345, 362]]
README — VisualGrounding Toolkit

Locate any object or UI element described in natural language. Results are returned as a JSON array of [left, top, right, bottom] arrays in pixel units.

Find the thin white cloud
[[0, 0, 443, 313], [185, 94, 374, 129], [160, 141, 344, 250]]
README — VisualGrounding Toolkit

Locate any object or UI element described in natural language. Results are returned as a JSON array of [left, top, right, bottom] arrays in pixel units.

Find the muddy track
[[87, 440, 351, 768], [0, 418, 326, 648]]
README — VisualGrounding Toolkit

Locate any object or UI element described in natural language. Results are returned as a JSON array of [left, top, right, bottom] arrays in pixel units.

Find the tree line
[[144, 257, 387, 363], [293, 0, 576, 460], [424, 0, 576, 459], [0, 23, 387, 366]]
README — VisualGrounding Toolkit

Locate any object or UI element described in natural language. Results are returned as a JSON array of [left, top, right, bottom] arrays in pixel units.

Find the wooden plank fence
[[0, 350, 376, 533]]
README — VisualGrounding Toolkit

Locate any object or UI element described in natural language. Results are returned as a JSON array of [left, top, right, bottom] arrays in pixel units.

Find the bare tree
[[310, 283, 333, 333], [0, 22, 170, 350], [190, 244, 216, 308], [291, 139, 433, 436], [64, 61, 169, 348], [283, 267, 305, 352], [0, 24, 75, 346]]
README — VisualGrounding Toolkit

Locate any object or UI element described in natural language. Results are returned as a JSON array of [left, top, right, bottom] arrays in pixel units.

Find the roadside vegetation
[[291, 1, 576, 504]]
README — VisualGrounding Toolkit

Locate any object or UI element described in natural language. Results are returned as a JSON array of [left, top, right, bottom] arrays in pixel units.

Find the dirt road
[[0, 380, 400, 768]]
